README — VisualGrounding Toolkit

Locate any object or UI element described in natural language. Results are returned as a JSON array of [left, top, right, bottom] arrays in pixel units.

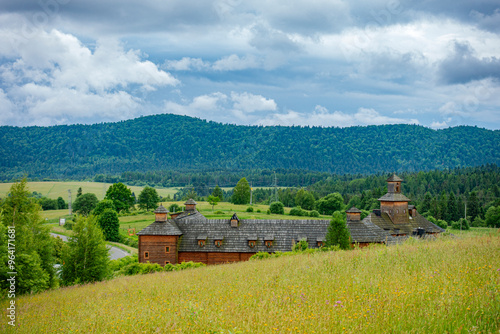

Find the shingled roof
[[154, 205, 169, 213], [346, 207, 362, 213], [387, 173, 403, 182], [136, 220, 183, 236], [184, 198, 197, 205], [175, 219, 332, 253], [365, 211, 445, 235], [347, 219, 393, 243], [378, 192, 411, 202]]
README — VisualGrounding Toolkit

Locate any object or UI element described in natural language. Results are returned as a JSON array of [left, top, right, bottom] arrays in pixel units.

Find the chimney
[[346, 207, 362, 221], [184, 198, 197, 211], [154, 205, 169, 222]]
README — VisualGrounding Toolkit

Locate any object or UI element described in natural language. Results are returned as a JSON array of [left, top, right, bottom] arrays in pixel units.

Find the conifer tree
[[232, 178, 251, 204], [212, 185, 224, 201], [325, 211, 351, 250]]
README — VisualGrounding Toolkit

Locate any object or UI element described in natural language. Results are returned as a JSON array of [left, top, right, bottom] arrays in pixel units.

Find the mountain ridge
[[0, 114, 499, 180]]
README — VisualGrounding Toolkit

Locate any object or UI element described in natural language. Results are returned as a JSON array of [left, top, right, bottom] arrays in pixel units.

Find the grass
[[3, 233, 499, 333], [0, 181, 179, 200]]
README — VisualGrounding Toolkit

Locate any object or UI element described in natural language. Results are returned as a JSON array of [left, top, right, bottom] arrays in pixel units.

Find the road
[[51, 233, 130, 260]]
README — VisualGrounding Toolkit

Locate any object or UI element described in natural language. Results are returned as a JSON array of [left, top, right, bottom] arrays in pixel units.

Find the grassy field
[[0, 181, 179, 200], [2, 233, 499, 333]]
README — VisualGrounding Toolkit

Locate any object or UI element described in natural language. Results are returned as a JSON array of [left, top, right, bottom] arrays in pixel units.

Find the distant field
[[4, 233, 499, 333], [0, 181, 179, 200]]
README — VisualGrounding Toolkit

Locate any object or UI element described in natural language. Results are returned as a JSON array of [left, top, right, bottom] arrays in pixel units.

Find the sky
[[0, 0, 499, 129]]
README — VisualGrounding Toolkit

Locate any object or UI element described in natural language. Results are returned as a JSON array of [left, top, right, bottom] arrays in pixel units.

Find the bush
[[451, 218, 470, 230], [292, 238, 309, 251], [246, 207, 254, 212], [169, 203, 181, 213], [436, 219, 448, 229], [309, 210, 320, 218], [257, 209, 261, 213], [214, 210, 224, 215], [471, 216, 486, 227], [290, 206, 307, 216], [269, 201, 284, 214], [63, 222, 73, 230]]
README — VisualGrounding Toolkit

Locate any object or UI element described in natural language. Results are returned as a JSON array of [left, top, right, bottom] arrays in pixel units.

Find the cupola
[[154, 205, 169, 222], [346, 207, 362, 221], [184, 198, 197, 211]]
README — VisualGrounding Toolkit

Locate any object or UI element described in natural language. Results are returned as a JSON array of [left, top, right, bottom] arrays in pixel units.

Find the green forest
[[0, 114, 499, 181]]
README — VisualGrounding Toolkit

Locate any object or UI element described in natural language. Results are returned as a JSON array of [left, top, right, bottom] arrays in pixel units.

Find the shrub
[[257, 209, 261, 213], [269, 201, 284, 214], [309, 210, 320, 218], [169, 203, 181, 213], [214, 210, 224, 215], [63, 222, 73, 230], [292, 238, 309, 251], [451, 218, 470, 230], [471, 216, 486, 227], [436, 219, 448, 229], [246, 207, 254, 212], [290, 206, 307, 216]]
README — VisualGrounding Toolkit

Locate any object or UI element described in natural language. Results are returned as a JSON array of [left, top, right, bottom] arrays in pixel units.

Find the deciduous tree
[[316, 193, 344, 215], [232, 178, 251, 204], [325, 211, 351, 250], [138, 186, 160, 211], [97, 209, 120, 242], [105, 183, 135, 213], [73, 193, 99, 216]]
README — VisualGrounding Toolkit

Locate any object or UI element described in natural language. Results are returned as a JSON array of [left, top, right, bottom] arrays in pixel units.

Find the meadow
[[0, 181, 179, 201], [2, 233, 499, 333]]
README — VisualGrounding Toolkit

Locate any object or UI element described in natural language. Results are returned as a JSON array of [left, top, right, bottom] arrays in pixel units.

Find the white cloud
[[0, 29, 178, 125], [430, 120, 449, 129], [231, 92, 277, 113], [163, 57, 209, 71], [212, 54, 260, 71], [258, 105, 418, 127], [164, 92, 228, 117]]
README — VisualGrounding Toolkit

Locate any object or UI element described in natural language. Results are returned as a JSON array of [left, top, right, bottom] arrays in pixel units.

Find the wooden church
[[137, 174, 444, 266]]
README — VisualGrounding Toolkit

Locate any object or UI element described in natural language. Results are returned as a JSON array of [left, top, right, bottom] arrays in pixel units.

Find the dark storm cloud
[[438, 41, 500, 84]]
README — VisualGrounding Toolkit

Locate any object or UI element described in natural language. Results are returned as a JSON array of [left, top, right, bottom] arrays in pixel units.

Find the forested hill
[[0, 114, 499, 180]]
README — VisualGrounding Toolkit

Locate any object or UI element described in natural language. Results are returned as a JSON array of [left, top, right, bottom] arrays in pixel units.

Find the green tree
[[269, 201, 285, 214], [316, 193, 344, 215], [325, 211, 351, 250], [212, 185, 224, 201], [92, 199, 116, 216], [40, 197, 59, 210], [105, 183, 135, 213], [295, 189, 315, 210], [138, 186, 160, 211], [73, 193, 99, 216], [0, 179, 56, 294], [467, 191, 481, 221], [485, 205, 500, 228], [232, 178, 251, 204], [97, 209, 120, 242], [446, 192, 458, 222], [207, 195, 220, 211], [77, 187, 83, 198], [420, 192, 432, 214], [57, 196, 67, 209], [62, 215, 110, 285]]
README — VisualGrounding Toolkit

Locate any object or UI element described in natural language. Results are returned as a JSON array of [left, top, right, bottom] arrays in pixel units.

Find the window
[[165, 261, 170, 265], [248, 241, 256, 248], [144, 251, 149, 259], [317, 241, 324, 247], [215, 240, 222, 248], [165, 246, 170, 253], [198, 240, 205, 247], [265, 240, 272, 248]]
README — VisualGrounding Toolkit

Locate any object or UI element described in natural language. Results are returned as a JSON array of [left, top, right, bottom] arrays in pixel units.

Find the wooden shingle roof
[[365, 211, 445, 235], [378, 192, 411, 202], [136, 220, 183, 236], [387, 174, 403, 182]]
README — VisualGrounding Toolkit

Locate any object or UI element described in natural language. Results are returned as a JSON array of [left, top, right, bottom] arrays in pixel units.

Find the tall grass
[[3, 234, 499, 333]]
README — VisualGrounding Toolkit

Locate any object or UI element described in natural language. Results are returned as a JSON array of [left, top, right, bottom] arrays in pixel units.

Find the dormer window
[[265, 240, 273, 248], [198, 240, 205, 247], [248, 240, 256, 248], [214, 240, 222, 248], [317, 241, 324, 247]]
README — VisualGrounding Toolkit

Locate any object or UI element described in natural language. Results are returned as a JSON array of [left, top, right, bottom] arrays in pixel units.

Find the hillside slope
[[1, 114, 499, 180], [3, 235, 499, 333]]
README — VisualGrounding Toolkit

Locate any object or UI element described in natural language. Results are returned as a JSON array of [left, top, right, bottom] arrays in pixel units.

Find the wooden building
[[137, 175, 444, 265]]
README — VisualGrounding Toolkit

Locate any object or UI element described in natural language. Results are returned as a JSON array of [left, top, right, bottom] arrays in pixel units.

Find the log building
[[138, 174, 444, 265]]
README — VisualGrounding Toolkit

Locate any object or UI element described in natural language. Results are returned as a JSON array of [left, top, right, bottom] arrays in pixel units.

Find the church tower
[[378, 174, 410, 224]]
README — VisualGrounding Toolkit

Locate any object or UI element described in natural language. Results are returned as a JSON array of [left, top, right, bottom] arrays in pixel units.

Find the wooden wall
[[139, 235, 178, 265], [179, 252, 255, 265]]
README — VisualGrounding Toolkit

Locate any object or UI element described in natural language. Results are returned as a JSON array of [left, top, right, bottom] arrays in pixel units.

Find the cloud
[[231, 92, 277, 113], [438, 41, 500, 84], [258, 105, 418, 127], [0, 29, 178, 125], [164, 92, 228, 118], [430, 120, 449, 129], [163, 57, 209, 71]]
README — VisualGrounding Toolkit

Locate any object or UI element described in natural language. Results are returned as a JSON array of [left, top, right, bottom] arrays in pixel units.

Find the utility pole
[[250, 181, 253, 205], [68, 189, 72, 216], [272, 171, 278, 203]]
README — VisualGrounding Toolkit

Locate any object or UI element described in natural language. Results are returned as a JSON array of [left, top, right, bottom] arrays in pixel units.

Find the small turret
[[184, 198, 197, 211], [346, 207, 362, 221], [154, 205, 169, 222]]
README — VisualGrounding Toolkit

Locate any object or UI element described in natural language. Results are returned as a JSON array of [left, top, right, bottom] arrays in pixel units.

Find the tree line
[[1, 114, 499, 181]]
